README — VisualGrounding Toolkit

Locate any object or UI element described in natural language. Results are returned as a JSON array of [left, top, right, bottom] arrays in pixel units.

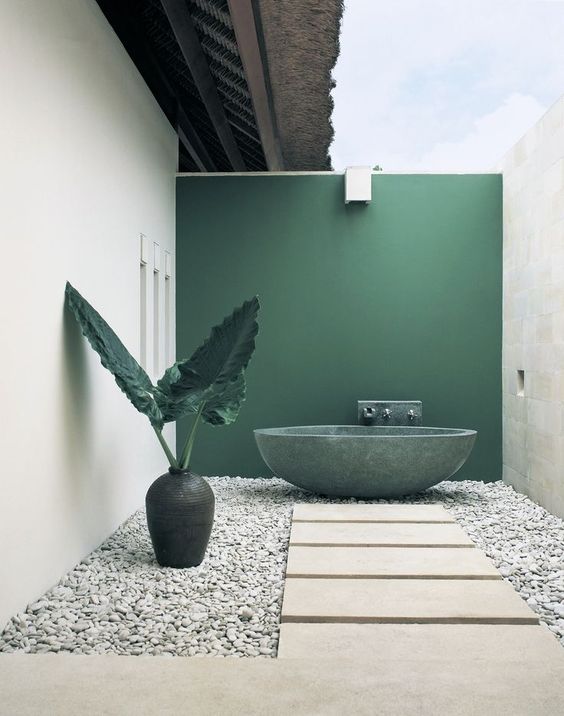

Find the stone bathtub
[[254, 425, 477, 498]]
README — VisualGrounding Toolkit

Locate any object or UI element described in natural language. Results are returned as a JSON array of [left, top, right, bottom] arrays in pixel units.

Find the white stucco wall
[[499, 94, 564, 518], [0, 0, 177, 626]]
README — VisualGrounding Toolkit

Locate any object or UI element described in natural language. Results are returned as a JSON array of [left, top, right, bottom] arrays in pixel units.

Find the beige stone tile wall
[[499, 95, 564, 517]]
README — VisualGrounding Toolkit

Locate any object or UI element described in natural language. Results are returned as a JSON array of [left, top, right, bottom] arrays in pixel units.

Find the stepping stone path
[[286, 546, 502, 579], [289, 521, 476, 547], [292, 503, 455, 523], [279, 503, 564, 712]]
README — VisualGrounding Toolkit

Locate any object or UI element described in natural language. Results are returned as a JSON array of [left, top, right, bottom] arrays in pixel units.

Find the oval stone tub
[[254, 425, 477, 498]]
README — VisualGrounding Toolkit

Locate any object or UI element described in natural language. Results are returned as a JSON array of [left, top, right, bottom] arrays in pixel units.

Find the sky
[[329, 0, 564, 171]]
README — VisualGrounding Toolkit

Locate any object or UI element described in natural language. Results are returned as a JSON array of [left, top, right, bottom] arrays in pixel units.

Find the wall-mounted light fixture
[[344, 166, 372, 204]]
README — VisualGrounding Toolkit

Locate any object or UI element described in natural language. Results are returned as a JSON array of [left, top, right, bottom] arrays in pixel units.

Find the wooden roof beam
[[227, 0, 284, 171], [161, 0, 247, 171]]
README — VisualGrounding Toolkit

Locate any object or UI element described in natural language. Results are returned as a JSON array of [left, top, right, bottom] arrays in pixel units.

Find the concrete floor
[[1, 651, 564, 715]]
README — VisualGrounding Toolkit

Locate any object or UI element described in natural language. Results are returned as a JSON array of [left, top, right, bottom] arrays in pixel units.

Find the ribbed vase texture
[[145, 468, 215, 568]]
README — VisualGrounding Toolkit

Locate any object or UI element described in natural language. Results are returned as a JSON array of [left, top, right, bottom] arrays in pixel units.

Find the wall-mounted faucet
[[358, 400, 423, 427]]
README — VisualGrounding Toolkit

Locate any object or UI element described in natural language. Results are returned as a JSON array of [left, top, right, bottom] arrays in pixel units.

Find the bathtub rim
[[254, 425, 477, 439]]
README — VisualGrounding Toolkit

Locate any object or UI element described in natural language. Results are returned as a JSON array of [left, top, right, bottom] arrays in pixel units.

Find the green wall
[[176, 173, 502, 480]]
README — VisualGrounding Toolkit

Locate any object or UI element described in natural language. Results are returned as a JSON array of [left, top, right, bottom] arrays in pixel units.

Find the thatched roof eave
[[257, 0, 344, 171]]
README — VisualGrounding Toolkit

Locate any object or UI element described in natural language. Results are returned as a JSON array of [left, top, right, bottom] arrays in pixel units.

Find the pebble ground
[[1, 478, 563, 656]]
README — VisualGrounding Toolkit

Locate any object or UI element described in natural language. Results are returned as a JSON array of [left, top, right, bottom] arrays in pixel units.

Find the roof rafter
[[96, 0, 216, 171], [177, 107, 217, 172], [227, 0, 283, 171], [161, 0, 247, 171]]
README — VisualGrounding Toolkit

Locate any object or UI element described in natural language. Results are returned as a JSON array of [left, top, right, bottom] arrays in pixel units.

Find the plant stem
[[179, 402, 206, 470], [152, 426, 179, 470]]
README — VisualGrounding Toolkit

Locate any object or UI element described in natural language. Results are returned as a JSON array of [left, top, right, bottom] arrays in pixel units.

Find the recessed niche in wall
[[164, 250, 173, 369], [153, 243, 160, 377], [139, 234, 149, 370], [517, 370, 525, 397], [164, 274, 171, 368]]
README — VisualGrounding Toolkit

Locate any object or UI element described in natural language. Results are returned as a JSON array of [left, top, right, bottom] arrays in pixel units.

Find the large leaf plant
[[65, 282, 259, 471]]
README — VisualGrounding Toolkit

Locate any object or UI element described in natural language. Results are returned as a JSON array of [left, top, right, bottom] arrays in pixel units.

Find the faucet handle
[[407, 409, 417, 421], [382, 408, 392, 420]]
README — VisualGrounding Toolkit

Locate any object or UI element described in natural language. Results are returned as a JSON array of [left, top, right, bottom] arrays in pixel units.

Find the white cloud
[[330, 0, 564, 170], [413, 93, 547, 170]]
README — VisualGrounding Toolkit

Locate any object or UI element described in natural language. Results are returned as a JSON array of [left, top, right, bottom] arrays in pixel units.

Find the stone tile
[[558, 371, 564, 402], [503, 382, 527, 414], [526, 398, 561, 435], [526, 371, 557, 401], [522, 315, 537, 344], [503, 464, 528, 494], [543, 158, 564, 195], [289, 522, 475, 547], [502, 406, 526, 436], [504, 318, 523, 346], [541, 488, 564, 520], [554, 314, 564, 343], [292, 504, 454, 523], [504, 341, 524, 365], [528, 455, 560, 491], [285, 546, 500, 579], [278, 623, 561, 660], [526, 428, 557, 465], [535, 314, 554, 343], [281, 578, 537, 624]]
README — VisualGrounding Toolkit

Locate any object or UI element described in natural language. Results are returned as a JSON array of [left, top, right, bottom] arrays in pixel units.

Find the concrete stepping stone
[[293, 503, 454, 523], [289, 521, 475, 547], [278, 623, 562, 660], [285, 546, 500, 579], [280, 578, 538, 624]]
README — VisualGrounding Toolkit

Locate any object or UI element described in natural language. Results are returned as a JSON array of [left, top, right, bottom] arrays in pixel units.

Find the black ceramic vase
[[145, 467, 215, 568]]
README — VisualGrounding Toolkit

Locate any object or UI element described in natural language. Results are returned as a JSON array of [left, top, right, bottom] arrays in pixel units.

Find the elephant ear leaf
[[153, 361, 203, 423], [201, 371, 246, 426], [65, 282, 163, 427], [155, 296, 259, 423]]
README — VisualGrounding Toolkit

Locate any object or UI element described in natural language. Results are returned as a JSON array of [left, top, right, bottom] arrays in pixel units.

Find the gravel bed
[[1, 478, 563, 657]]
